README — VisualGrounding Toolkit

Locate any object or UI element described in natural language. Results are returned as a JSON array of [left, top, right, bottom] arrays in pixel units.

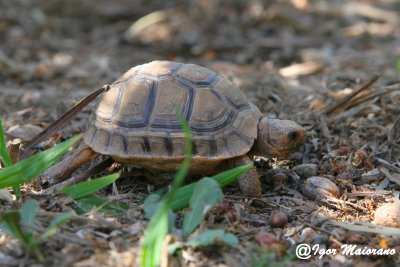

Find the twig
[[388, 116, 400, 149], [348, 84, 400, 108], [304, 222, 334, 236], [330, 103, 379, 123], [20, 85, 110, 159], [376, 158, 400, 173], [323, 75, 379, 116], [345, 190, 392, 197], [327, 219, 400, 236], [379, 167, 400, 187], [317, 114, 331, 139]]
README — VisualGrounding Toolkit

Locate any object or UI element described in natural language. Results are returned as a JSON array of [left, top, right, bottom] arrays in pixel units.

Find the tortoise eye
[[288, 131, 298, 141]]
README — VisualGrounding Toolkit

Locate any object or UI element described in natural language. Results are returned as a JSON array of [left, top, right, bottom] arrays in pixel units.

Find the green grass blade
[[170, 163, 252, 211], [143, 163, 253, 216], [210, 163, 253, 187], [141, 203, 169, 266], [0, 211, 30, 245], [0, 119, 12, 167], [61, 172, 125, 215], [143, 194, 162, 219], [69, 194, 129, 215], [182, 178, 223, 237], [61, 172, 120, 199], [396, 58, 400, 72], [0, 135, 82, 188], [20, 199, 39, 227], [141, 110, 192, 267], [169, 111, 192, 191], [185, 229, 239, 247], [0, 119, 21, 197]]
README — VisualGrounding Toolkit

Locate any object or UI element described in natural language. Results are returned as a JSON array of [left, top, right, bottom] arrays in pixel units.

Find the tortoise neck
[[252, 117, 270, 157]]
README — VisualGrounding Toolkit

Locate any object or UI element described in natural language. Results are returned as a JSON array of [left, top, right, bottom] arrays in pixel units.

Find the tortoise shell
[[84, 61, 262, 167]]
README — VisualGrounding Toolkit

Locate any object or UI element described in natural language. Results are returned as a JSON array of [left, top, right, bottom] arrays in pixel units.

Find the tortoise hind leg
[[40, 142, 99, 185]]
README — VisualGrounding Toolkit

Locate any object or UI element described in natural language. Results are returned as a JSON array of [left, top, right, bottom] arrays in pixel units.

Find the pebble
[[302, 176, 340, 201], [374, 202, 400, 228], [292, 163, 318, 179], [270, 212, 288, 228], [255, 232, 277, 245], [337, 146, 350, 155], [271, 173, 288, 186]]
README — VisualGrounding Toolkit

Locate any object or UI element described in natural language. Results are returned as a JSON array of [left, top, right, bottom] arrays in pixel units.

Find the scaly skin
[[231, 155, 262, 197], [40, 142, 98, 185]]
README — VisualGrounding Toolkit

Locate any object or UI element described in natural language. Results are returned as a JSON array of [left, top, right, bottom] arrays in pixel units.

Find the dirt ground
[[1, 0, 400, 266]]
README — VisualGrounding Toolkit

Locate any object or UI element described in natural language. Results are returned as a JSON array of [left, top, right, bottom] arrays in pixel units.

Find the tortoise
[[43, 61, 306, 196]]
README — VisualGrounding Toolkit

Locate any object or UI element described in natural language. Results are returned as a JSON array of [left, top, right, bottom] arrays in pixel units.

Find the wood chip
[[279, 61, 323, 78]]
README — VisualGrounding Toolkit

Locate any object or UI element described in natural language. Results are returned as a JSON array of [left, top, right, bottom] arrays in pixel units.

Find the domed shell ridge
[[84, 61, 261, 161]]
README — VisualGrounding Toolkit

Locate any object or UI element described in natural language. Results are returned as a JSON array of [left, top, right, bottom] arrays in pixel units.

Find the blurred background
[[1, 1, 400, 265]]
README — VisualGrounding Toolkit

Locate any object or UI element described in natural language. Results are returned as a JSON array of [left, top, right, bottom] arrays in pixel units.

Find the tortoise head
[[254, 118, 306, 157]]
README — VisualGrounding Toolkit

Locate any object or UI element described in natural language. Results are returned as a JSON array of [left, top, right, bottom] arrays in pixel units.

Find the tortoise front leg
[[40, 142, 99, 185], [225, 155, 262, 197]]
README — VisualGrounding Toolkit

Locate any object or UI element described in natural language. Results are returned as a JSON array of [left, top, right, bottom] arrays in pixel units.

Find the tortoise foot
[[233, 156, 262, 197]]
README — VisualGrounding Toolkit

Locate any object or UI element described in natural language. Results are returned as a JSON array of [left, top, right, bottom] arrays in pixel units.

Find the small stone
[[270, 212, 288, 228], [292, 164, 318, 179], [337, 146, 350, 155], [271, 173, 288, 186], [302, 176, 340, 201], [374, 202, 400, 228], [290, 152, 304, 161], [255, 232, 277, 245], [335, 172, 351, 180]]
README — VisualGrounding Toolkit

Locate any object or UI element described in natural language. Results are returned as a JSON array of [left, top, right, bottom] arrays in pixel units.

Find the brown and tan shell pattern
[[84, 61, 261, 164]]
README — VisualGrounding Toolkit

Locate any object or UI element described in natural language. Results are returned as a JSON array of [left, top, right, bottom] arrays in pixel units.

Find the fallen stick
[[20, 85, 110, 159], [323, 75, 379, 116], [388, 116, 400, 149]]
